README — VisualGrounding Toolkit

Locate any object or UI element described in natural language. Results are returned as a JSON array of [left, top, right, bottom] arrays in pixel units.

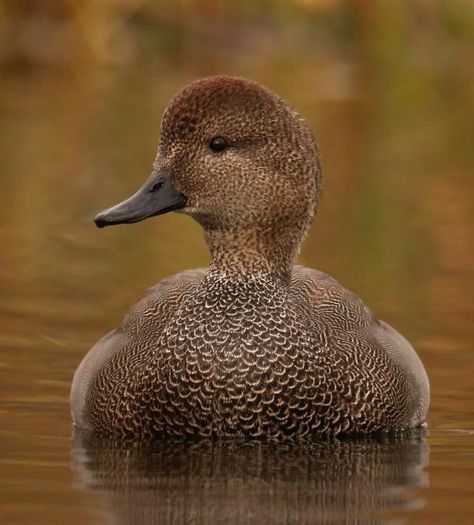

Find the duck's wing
[[290, 265, 375, 331], [290, 265, 429, 428], [70, 268, 207, 430]]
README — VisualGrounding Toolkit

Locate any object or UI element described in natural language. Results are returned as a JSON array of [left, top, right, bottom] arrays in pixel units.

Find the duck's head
[[95, 76, 321, 277]]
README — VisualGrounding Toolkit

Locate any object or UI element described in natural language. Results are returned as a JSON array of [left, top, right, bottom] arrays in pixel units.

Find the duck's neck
[[204, 225, 304, 286]]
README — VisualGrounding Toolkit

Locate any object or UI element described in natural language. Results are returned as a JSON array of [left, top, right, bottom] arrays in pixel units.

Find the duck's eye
[[209, 136, 227, 153]]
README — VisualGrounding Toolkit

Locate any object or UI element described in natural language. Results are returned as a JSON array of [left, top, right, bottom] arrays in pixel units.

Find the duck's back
[[71, 265, 429, 439]]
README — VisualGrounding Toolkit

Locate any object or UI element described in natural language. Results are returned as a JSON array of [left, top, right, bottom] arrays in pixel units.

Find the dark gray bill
[[94, 171, 186, 228]]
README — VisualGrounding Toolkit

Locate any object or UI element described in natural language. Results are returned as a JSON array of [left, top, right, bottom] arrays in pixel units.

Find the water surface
[[0, 55, 473, 524]]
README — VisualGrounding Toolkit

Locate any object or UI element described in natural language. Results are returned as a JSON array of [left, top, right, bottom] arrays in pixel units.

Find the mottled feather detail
[[81, 266, 425, 439], [71, 76, 429, 439]]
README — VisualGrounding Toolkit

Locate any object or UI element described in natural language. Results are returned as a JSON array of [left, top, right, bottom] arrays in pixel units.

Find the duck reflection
[[71, 431, 428, 525]]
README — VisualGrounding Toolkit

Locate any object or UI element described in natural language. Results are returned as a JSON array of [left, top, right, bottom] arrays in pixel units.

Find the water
[[70, 432, 429, 525], [0, 60, 473, 524]]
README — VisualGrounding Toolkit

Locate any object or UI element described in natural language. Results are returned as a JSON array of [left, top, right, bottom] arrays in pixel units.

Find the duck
[[70, 76, 429, 439]]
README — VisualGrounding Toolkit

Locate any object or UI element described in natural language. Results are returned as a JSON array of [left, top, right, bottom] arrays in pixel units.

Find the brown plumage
[[70, 76, 429, 439]]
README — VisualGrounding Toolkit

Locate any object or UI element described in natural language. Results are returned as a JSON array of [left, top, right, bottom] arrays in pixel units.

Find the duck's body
[[72, 266, 428, 438], [71, 76, 429, 439]]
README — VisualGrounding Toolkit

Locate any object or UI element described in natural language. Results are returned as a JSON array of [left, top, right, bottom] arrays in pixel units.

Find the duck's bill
[[94, 171, 187, 228]]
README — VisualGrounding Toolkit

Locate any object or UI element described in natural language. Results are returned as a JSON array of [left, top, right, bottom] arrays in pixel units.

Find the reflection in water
[[72, 431, 428, 525]]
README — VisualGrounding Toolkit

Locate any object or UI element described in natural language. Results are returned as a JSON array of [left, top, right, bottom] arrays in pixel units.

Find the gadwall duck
[[71, 76, 429, 439]]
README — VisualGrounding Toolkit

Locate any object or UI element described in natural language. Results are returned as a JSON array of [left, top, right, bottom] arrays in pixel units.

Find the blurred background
[[0, 1, 473, 524]]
